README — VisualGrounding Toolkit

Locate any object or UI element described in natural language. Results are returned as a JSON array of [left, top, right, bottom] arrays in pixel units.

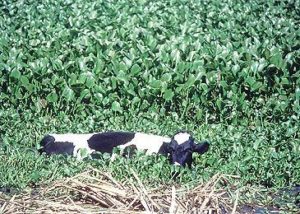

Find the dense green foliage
[[1, 0, 299, 122], [0, 0, 299, 199]]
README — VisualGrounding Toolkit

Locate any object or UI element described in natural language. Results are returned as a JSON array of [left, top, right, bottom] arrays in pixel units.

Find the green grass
[[1, 111, 299, 190], [0, 0, 299, 211]]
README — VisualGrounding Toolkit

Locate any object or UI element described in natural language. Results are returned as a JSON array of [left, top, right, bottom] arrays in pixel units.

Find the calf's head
[[166, 131, 209, 168]]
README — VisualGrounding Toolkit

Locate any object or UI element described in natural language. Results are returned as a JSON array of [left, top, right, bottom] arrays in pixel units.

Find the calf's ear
[[193, 141, 209, 154]]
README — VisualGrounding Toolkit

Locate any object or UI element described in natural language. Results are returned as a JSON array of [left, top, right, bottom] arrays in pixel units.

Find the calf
[[39, 131, 209, 167]]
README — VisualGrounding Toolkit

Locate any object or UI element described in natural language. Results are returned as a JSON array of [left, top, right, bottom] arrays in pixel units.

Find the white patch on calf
[[120, 133, 171, 155], [173, 132, 191, 145], [110, 153, 118, 161], [50, 133, 95, 158], [174, 162, 181, 166]]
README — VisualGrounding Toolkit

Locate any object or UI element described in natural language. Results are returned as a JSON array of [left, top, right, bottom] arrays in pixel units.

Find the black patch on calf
[[40, 135, 55, 147], [87, 132, 135, 154], [40, 141, 75, 156], [171, 141, 194, 168], [168, 133, 208, 168], [158, 142, 171, 156], [39, 134, 75, 155]]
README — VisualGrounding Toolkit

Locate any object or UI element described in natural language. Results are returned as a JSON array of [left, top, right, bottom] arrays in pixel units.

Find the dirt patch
[[1, 168, 299, 213], [0, 168, 236, 213]]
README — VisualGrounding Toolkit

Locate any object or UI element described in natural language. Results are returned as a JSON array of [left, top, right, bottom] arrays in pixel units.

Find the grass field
[[0, 0, 299, 212]]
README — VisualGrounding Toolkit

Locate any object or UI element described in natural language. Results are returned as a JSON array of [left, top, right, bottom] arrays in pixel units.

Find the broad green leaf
[[46, 91, 58, 103], [10, 69, 21, 79], [79, 89, 91, 100], [163, 89, 174, 101], [20, 76, 29, 87], [185, 74, 196, 88], [161, 73, 172, 82], [130, 64, 141, 75], [149, 80, 162, 89], [62, 86, 74, 102], [112, 101, 122, 112], [270, 52, 283, 68]]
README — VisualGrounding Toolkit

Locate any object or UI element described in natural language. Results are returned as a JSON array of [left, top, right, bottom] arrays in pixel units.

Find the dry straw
[[0, 167, 238, 213]]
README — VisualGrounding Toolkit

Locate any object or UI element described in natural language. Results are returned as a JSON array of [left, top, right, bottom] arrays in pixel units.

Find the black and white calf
[[39, 131, 209, 167]]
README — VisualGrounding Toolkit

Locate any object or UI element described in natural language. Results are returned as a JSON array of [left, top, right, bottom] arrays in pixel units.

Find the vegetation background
[[0, 0, 299, 212]]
